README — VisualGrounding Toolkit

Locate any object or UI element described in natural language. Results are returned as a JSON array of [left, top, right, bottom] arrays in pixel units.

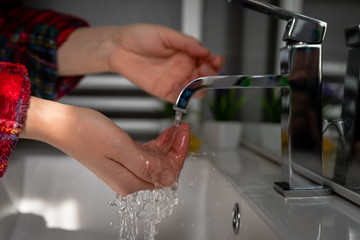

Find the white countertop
[[207, 146, 360, 240]]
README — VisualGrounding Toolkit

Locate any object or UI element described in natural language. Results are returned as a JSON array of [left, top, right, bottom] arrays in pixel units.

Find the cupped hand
[[100, 123, 191, 196]]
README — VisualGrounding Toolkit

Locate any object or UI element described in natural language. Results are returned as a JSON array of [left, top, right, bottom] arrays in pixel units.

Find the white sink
[[0, 140, 279, 240]]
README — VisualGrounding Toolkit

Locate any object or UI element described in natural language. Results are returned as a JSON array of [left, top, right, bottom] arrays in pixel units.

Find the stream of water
[[109, 110, 184, 240]]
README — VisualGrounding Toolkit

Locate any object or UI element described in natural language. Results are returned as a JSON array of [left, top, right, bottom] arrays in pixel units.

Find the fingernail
[[160, 169, 174, 186]]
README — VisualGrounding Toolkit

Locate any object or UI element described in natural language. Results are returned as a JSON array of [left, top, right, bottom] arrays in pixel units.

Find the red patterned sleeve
[[0, 1, 89, 177], [0, 2, 89, 100], [0, 62, 31, 177]]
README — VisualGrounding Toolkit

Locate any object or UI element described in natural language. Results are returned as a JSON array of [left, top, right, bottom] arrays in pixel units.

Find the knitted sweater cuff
[[0, 62, 31, 177]]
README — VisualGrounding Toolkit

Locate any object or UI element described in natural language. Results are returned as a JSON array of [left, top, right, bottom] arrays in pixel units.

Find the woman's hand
[[21, 97, 190, 196], [58, 24, 224, 103], [106, 24, 224, 102]]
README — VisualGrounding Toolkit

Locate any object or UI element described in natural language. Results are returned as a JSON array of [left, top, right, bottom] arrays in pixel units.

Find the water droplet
[[212, 168, 216, 173], [211, 180, 215, 185], [145, 160, 150, 168], [180, 222, 185, 228], [189, 181, 194, 188]]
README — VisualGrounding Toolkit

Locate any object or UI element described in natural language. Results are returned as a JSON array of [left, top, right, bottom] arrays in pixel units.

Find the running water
[[109, 183, 179, 240], [174, 110, 183, 127], [109, 110, 184, 240]]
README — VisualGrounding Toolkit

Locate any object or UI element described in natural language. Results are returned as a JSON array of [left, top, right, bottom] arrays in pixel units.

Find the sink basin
[[0, 140, 279, 240]]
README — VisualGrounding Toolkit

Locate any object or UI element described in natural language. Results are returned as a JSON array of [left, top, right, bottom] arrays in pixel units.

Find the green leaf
[[208, 89, 247, 121]]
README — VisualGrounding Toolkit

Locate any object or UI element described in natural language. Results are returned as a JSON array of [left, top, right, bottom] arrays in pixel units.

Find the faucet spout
[[174, 75, 288, 114], [173, 73, 294, 182]]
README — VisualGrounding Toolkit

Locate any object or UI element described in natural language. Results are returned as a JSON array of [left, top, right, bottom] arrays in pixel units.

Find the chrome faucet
[[174, 0, 331, 197]]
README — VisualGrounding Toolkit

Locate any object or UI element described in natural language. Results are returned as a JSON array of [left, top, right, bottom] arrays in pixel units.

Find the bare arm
[[21, 97, 190, 195], [57, 24, 224, 103]]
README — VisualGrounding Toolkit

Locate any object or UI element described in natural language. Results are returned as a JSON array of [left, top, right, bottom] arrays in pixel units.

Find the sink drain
[[232, 202, 241, 235]]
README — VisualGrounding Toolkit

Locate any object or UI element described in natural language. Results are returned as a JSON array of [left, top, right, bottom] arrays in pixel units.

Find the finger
[[210, 55, 225, 71], [168, 123, 190, 171], [185, 41, 210, 58], [140, 123, 190, 186], [160, 26, 210, 58], [196, 55, 225, 74], [133, 127, 183, 186], [149, 127, 175, 155], [198, 62, 220, 77], [107, 135, 170, 188]]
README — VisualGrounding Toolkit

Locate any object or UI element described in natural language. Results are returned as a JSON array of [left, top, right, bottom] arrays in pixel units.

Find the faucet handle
[[229, 0, 327, 44], [345, 25, 360, 47]]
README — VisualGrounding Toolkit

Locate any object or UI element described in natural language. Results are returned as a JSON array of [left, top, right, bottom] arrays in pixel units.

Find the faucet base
[[274, 182, 332, 198]]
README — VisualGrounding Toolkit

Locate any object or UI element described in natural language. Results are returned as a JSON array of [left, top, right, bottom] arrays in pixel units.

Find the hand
[[107, 24, 224, 102], [58, 24, 225, 103], [21, 97, 190, 196]]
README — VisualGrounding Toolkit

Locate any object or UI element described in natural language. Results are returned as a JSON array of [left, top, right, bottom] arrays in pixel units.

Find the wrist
[[20, 97, 69, 145]]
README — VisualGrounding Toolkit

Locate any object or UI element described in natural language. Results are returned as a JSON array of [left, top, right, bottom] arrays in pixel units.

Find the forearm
[[20, 97, 139, 165], [57, 26, 119, 76], [21, 97, 128, 154]]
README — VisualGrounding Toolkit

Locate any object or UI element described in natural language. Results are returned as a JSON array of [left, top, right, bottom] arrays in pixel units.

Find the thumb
[[168, 123, 191, 171]]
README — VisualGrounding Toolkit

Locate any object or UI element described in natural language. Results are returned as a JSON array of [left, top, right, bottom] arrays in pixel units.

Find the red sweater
[[0, 62, 30, 176], [0, 1, 89, 177]]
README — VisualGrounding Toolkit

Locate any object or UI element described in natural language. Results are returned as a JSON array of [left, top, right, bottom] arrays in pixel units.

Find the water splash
[[110, 183, 179, 240]]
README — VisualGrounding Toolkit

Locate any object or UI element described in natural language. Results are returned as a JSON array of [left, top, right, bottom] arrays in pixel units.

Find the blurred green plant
[[162, 102, 176, 118], [209, 89, 247, 121]]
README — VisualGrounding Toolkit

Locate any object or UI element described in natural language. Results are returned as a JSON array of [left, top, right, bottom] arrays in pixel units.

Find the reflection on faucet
[[174, 0, 331, 197], [334, 25, 360, 191], [323, 119, 350, 149]]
